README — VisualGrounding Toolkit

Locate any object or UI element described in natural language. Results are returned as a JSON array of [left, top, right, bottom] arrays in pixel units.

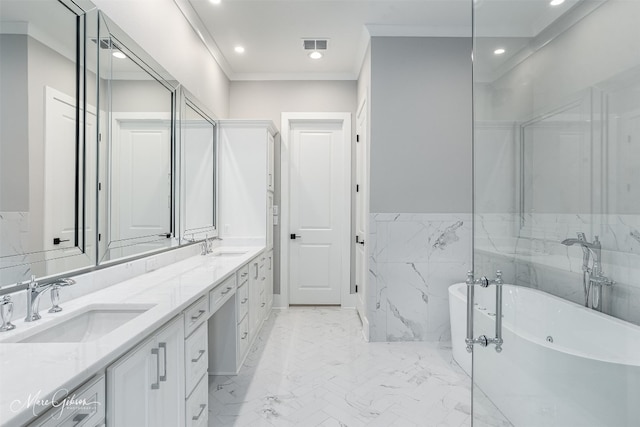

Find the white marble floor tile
[[208, 307, 508, 426]]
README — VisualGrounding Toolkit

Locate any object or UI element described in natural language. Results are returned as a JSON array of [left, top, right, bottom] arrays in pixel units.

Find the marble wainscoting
[[367, 213, 472, 342], [0, 212, 33, 284], [474, 212, 640, 326]]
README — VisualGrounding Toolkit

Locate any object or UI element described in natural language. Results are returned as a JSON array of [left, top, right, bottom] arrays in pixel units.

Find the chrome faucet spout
[[25, 276, 76, 322]]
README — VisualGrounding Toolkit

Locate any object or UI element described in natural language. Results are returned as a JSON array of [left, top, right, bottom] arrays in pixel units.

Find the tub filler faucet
[[561, 233, 614, 311]]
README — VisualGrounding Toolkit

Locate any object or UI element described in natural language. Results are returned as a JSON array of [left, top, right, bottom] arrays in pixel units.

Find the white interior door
[[355, 99, 368, 332], [44, 87, 96, 272], [110, 115, 171, 257], [288, 118, 349, 305]]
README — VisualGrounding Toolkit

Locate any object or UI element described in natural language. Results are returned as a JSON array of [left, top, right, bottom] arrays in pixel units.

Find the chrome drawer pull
[[191, 309, 206, 321], [159, 342, 167, 382], [241, 332, 248, 340], [192, 404, 206, 421], [191, 349, 206, 363], [151, 348, 160, 389], [221, 286, 232, 295], [241, 298, 248, 304], [261, 302, 265, 307], [72, 413, 89, 426], [241, 272, 248, 278]]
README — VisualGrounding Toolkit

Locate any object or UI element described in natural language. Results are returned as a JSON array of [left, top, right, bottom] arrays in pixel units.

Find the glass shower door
[[470, 1, 640, 426]]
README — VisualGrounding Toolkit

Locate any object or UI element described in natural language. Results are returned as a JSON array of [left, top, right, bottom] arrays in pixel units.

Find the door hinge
[[98, 182, 102, 191], [98, 133, 102, 142], [356, 134, 360, 142], [98, 233, 101, 241], [356, 184, 359, 192], [355, 285, 358, 293]]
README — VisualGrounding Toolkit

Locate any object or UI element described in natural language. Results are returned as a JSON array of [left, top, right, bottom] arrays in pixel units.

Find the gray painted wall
[[0, 35, 29, 211], [369, 37, 473, 214]]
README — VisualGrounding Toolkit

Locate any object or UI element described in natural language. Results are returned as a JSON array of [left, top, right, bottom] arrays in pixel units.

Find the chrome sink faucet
[[25, 275, 76, 322]]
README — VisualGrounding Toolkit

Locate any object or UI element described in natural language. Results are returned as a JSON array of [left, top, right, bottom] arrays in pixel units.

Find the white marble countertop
[[0, 246, 264, 427]]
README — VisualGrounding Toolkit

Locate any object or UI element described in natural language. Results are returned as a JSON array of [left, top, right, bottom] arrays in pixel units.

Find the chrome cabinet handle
[[241, 272, 248, 278], [241, 298, 248, 304], [241, 332, 248, 340], [191, 309, 206, 322], [192, 404, 206, 421], [254, 263, 259, 279], [72, 413, 89, 426], [191, 349, 206, 363], [221, 286, 232, 295], [465, 270, 504, 353], [151, 348, 160, 389], [159, 342, 167, 382], [261, 302, 265, 307]]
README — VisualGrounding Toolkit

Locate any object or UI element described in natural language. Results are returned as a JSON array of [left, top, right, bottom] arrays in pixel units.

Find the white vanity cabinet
[[106, 315, 185, 427], [218, 120, 277, 244], [266, 249, 274, 313], [184, 298, 209, 427], [27, 375, 105, 427]]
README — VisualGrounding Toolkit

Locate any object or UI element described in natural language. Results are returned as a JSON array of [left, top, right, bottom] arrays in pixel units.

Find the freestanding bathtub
[[449, 283, 640, 427]]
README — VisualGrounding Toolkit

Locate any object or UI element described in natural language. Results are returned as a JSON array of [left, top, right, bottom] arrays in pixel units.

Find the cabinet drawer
[[185, 375, 208, 427], [237, 281, 249, 323], [237, 315, 250, 363], [185, 323, 208, 397], [184, 297, 209, 338], [209, 275, 236, 314], [28, 375, 105, 427], [237, 264, 249, 285], [259, 291, 268, 320]]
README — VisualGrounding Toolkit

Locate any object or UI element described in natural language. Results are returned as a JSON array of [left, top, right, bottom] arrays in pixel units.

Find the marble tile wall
[[367, 213, 472, 342], [475, 213, 640, 326]]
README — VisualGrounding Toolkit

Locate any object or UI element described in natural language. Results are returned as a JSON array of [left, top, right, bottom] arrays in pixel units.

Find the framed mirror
[[95, 12, 179, 263], [178, 89, 217, 243], [0, 0, 97, 287]]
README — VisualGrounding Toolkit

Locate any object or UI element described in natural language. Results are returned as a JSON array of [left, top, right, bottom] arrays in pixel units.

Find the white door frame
[[277, 112, 354, 308], [355, 96, 370, 340]]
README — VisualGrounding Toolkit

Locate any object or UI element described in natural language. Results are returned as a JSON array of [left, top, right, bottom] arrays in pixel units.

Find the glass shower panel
[[471, 1, 640, 426]]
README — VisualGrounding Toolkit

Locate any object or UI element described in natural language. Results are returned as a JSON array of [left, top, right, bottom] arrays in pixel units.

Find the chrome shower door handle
[[466, 270, 504, 353]]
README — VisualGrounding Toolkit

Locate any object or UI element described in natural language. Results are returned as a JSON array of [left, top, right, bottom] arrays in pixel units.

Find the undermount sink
[[11, 304, 154, 344], [211, 251, 247, 257]]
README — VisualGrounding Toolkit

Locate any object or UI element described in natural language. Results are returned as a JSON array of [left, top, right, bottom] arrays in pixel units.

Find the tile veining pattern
[[367, 213, 472, 342], [475, 213, 640, 326], [209, 307, 478, 427]]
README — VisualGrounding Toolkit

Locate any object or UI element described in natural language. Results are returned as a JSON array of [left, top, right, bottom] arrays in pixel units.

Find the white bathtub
[[449, 283, 640, 427]]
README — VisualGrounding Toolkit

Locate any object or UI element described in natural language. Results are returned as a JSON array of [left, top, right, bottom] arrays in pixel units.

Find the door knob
[[290, 234, 302, 240], [53, 237, 70, 245]]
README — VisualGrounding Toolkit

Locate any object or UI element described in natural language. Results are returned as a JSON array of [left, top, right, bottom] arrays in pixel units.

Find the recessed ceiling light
[[309, 51, 323, 60], [210, 0, 221, 4], [493, 48, 506, 55], [550, 0, 565, 5], [112, 51, 126, 59], [234, 46, 245, 54]]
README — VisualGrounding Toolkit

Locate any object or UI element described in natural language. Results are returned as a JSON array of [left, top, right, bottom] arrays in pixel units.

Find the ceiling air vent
[[303, 39, 328, 50]]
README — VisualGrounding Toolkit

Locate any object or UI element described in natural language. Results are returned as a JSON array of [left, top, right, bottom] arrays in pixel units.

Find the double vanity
[[0, 245, 274, 427]]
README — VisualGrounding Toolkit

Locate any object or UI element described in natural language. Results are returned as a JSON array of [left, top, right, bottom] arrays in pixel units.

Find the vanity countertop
[[0, 246, 264, 427]]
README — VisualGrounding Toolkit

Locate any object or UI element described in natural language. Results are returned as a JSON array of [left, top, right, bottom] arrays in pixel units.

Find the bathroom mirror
[[96, 12, 179, 264], [599, 67, 640, 215], [178, 89, 217, 242], [520, 93, 593, 218], [0, 0, 97, 287]]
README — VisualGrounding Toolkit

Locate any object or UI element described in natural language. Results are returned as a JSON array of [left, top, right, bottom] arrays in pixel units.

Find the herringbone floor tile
[[208, 307, 506, 426]]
